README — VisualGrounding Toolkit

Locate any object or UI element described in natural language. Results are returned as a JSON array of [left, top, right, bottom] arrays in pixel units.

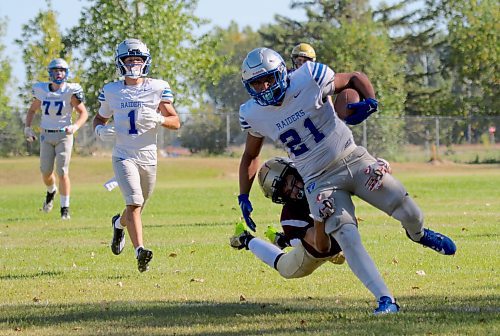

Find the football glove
[[364, 158, 392, 191], [64, 124, 79, 135], [345, 98, 378, 125], [143, 112, 166, 127], [95, 124, 116, 142], [238, 194, 256, 232], [24, 127, 37, 142]]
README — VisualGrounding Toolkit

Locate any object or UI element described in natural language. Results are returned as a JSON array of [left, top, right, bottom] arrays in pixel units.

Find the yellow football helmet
[[291, 43, 316, 69]]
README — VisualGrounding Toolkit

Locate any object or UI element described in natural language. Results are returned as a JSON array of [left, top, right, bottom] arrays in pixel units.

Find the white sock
[[113, 215, 124, 229], [60, 195, 70, 207], [332, 224, 393, 301], [248, 238, 283, 268], [135, 246, 144, 257], [47, 184, 57, 193]]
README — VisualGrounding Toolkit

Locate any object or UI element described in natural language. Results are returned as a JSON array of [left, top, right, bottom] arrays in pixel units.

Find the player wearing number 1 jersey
[[24, 58, 89, 220], [93, 38, 180, 272], [237, 47, 456, 314]]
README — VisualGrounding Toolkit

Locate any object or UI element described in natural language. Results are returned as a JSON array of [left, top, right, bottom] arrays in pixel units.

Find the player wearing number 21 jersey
[[239, 60, 353, 182], [237, 47, 456, 315]]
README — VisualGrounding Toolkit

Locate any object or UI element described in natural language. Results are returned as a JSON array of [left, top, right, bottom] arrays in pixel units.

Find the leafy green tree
[[260, 0, 406, 158], [15, 3, 68, 105], [67, 0, 225, 115], [442, 0, 499, 117], [0, 18, 24, 156], [206, 24, 263, 143], [179, 103, 227, 155]]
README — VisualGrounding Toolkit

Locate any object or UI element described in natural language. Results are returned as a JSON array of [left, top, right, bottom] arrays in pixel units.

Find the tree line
[[0, 0, 497, 157]]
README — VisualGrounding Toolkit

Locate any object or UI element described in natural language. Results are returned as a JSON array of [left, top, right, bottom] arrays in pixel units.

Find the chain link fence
[[63, 115, 500, 163]]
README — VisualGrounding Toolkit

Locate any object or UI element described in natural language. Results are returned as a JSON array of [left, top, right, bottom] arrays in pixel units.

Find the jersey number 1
[[128, 110, 138, 134]]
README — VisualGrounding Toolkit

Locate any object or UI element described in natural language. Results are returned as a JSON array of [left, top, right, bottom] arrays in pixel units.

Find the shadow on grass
[[0, 270, 63, 280], [0, 295, 498, 335]]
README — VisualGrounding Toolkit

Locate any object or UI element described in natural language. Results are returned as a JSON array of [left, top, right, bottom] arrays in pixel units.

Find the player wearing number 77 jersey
[[238, 47, 456, 314], [93, 38, 180, 273], [24, 58, 88, 220]]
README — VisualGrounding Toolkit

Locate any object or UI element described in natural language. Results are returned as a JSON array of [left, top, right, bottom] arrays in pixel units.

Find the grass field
[[0, 156, 499, 335]]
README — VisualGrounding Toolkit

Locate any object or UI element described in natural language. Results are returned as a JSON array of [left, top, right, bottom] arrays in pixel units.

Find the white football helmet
[[257, 157, 304, 204], [47, 58, 70, 84], [115, 38, 151, 78], [241, 47, 288, 106]]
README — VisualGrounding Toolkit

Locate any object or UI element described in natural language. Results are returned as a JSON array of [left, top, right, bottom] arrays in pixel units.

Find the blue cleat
[[374, 296, 400, 315], [417, 228, 456, 255]]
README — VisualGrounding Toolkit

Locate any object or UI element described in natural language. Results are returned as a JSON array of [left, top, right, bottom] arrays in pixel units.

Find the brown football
[[334, 88, 360, 120]]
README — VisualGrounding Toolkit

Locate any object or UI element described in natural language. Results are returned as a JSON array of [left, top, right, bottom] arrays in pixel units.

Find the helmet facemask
[[258, 157, 304, 204], [47, 58, 70, 84], [244, 65, 288, 106], [117, 56, 150, 79], [115, 39, 152, 78]]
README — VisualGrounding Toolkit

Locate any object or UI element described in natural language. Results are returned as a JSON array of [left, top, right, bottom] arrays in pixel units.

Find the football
[[334, 88, 360, 120]]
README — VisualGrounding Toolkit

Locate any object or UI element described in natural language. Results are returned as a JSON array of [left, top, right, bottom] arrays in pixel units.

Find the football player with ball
[[236, 46, 456, 314]]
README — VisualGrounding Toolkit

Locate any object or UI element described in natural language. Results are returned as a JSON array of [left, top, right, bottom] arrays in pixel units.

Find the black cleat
[[110, 214, 125, 255], [43, 190, 57, 212], [60, 206, 70, 220], [137, 247, 153, 272]]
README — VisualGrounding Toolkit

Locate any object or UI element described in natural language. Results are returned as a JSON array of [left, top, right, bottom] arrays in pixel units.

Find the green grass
[[0, 156, 499, 335]]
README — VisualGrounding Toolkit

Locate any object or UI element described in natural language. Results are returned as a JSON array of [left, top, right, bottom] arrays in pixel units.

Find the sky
[[1, 0, 309, 88], [1, 0, 387, 107]]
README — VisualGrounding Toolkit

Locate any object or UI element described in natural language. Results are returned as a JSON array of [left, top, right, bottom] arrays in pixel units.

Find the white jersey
[[32, 82, 83, 130], [98, 78, 174, 165], [239, 62, 355, 182]]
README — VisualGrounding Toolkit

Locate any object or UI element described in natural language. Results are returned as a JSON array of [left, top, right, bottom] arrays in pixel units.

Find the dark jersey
[[281, 199, 342, 258]]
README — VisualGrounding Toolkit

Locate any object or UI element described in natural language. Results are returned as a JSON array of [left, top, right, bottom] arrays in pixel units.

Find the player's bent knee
[[391, 195, 423, 224]]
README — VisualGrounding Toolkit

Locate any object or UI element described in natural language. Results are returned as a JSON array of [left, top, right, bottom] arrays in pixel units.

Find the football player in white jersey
[[93, 38, 181, 272], [24, 58, 89, 220], [237, 47, 457, 314], [231, 157, 346, 279]]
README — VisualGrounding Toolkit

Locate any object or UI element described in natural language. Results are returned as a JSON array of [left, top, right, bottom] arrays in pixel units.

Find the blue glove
[[345, 98, 378, 125], [238, 194, 256, 232]]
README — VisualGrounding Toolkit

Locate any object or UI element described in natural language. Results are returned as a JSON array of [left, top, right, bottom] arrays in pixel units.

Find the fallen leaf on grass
[[392, 258, 399, 264], [32, 297, 40, 302], [190, 278, 204, 283], [239, 295, 246, 301], [169, 252, 177, 258]]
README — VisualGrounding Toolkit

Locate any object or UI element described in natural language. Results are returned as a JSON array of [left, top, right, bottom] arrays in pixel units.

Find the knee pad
[[391, 194, 424, 240], [332, 223, 362, 250]]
